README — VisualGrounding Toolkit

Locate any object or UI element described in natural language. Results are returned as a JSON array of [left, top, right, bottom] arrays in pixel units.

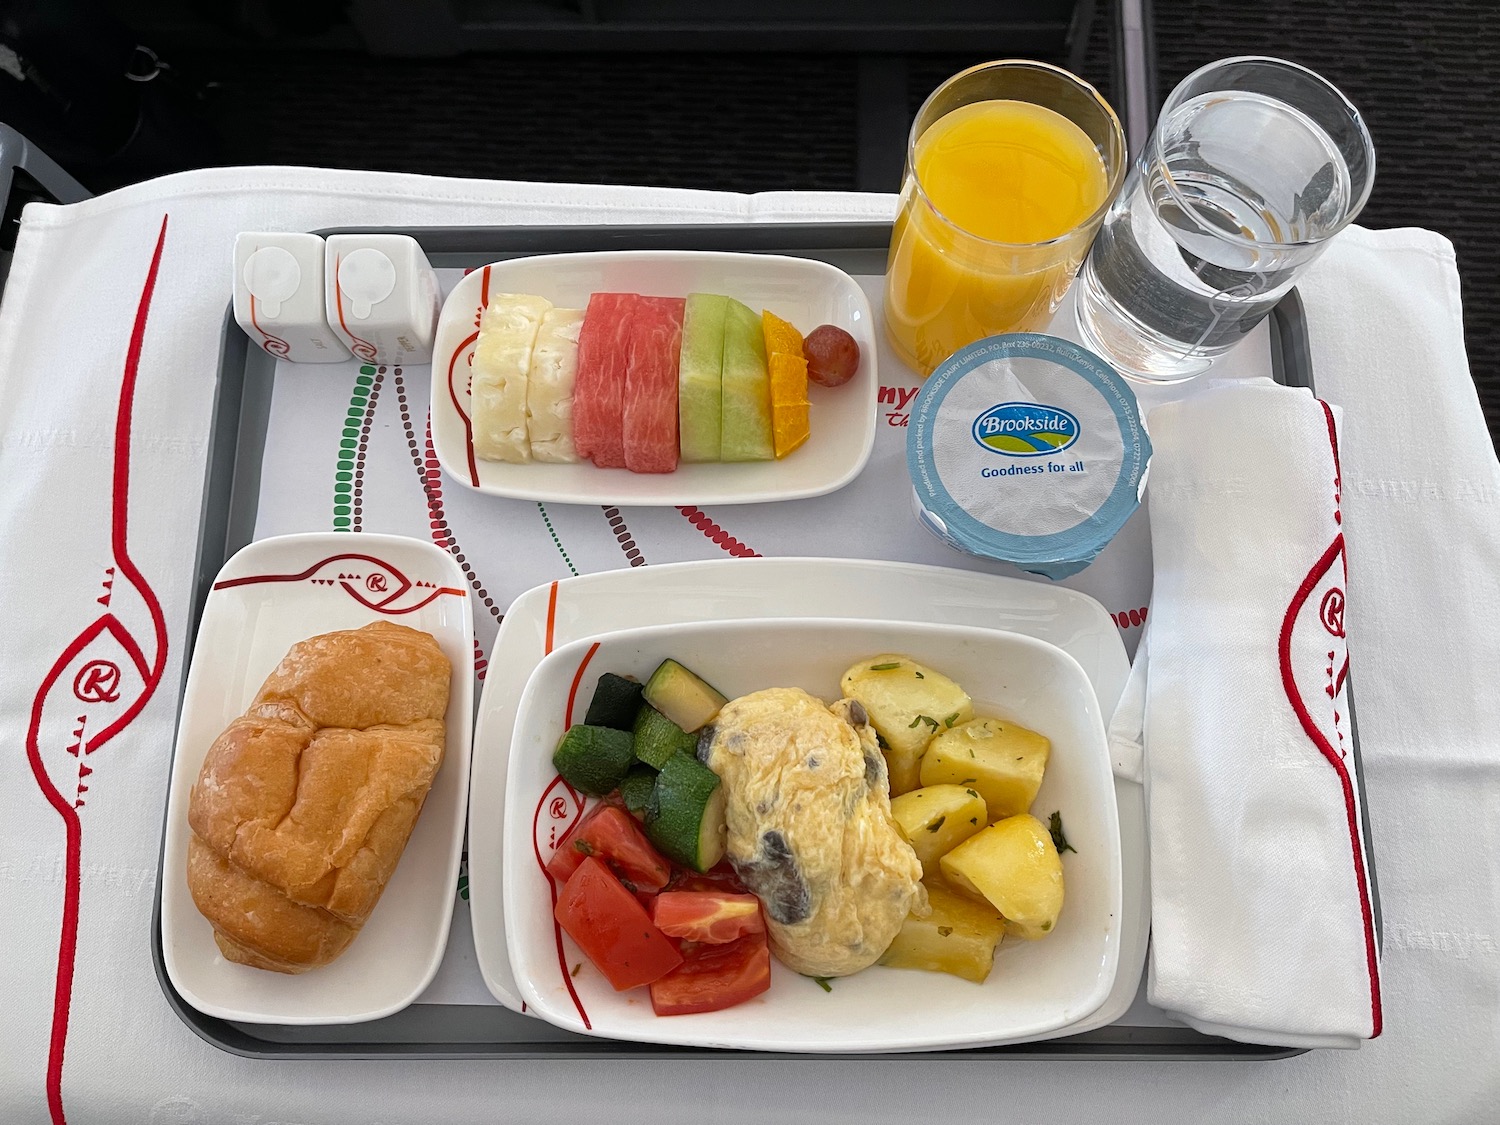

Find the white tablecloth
[[0, 167, 1496, 1124]]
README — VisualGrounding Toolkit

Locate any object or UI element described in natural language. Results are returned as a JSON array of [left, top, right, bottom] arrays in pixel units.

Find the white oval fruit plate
[[159, 532, 474, 1024], [502, 616, 1122, 1053], [429, 250, 877, 506]]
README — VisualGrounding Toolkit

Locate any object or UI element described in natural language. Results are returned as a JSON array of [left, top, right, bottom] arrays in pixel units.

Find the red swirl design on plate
[[446, 264, 490, 487], [213, 552, 464, 615], [528, 639, 600, 1028], [531, 774, 589, 1028], [27, 214, 172, 1125]]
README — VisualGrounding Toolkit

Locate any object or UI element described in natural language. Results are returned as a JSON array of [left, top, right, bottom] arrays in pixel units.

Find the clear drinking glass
[[1074, 56, 1375, 383], [884, 61, 1126, 376]]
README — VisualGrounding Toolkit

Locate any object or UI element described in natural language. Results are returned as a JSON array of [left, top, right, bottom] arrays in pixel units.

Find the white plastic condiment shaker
[[232, 232, 351, 363], [324, 233, 441, 366]]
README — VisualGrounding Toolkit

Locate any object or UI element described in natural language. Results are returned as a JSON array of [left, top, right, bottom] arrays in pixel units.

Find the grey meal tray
[[149, 221, 1379, 1062]]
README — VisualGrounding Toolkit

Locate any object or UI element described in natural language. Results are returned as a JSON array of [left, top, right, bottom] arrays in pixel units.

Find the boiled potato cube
[[919, 717, 1050, 821], [940, 814, 1064, 941], [889, 784, 988, 880], [841, 655, 973, 796], [878, 882, 1007, 983]]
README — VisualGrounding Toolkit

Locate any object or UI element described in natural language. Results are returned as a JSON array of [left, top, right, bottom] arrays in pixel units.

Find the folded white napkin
[[1110, 377, 1383, 1049]]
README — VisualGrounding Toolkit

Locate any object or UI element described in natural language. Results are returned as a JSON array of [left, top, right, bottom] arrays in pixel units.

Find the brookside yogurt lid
[[906, 333, 1151, 580]]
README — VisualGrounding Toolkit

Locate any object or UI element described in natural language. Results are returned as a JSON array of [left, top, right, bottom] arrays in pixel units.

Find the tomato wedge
[[554, 857, 683, 991], [652, 891, 765, 944], [546, 803, 672, 892], [650, 931, 772, 1016]]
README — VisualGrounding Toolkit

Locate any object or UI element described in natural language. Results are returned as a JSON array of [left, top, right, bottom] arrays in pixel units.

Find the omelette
[[700, 687, 926, 977]]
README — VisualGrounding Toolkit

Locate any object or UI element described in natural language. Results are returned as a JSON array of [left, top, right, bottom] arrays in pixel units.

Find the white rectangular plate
[[160, 532, 474, 1024], [429, 250, 877, 505], [465, 557, 1149, 1046]]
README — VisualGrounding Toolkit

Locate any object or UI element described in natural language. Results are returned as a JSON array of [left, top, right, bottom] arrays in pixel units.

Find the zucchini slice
[[552, 724, 635, 797], [645, 751, 727, 872], [632, 703, 697, 769], [583, 673, 645, 732], [643, 659, 727, 733]]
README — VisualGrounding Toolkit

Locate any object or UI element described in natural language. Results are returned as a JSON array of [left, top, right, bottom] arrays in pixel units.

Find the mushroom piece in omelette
[[699, 687, 927, 977]]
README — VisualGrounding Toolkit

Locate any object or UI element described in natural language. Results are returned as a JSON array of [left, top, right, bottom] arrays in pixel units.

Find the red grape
[[803, 325, 860, 388]]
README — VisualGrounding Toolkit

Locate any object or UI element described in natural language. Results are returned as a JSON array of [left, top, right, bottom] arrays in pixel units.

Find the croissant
[[186, 621, 450, 973]]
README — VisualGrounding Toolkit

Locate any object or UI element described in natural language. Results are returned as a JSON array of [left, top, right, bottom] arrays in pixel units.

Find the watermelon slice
[[720, 298, 774, 461], [574, 292, 639, 468], [623, 296, 686, 474], [678, 294, 728, 463]]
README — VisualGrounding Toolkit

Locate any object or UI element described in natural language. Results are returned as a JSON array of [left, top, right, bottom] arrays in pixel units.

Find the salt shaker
[[324, 234, 440, 366], [232, 232, 351, 363]]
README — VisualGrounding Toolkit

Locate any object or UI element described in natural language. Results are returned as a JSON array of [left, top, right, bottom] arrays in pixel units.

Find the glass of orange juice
[[885, 60, 1127, 375]]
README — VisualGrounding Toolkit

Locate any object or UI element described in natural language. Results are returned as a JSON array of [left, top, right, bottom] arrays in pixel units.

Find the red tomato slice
[[650, 931, 772, 1016], [554, 857, 683, 991], [546, 804, 672, 892], [651, 891, 765, 944]]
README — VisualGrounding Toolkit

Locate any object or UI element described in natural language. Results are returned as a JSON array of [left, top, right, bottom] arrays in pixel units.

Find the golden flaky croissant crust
[[187, 621, 451, 973]]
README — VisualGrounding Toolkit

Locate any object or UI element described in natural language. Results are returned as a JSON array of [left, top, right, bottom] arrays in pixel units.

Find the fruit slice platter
[[429, 249, 880, 506]]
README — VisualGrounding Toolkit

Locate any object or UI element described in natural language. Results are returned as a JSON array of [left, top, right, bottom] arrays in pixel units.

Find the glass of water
[[1074, 57, 1375, 383]]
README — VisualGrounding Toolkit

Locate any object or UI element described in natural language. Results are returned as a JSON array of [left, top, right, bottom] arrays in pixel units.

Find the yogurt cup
[[906, 333, 1151, 580]]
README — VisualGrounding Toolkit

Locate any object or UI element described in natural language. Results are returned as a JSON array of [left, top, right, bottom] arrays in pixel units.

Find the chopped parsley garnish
[[943, 712, 960, 728], [964, 788, 979, 798], [908, 714, 940, 731], [969, 817, 978, 825], [571, 962, 583, 978], [869, 661, 902, 671], [1048, 811, 1076, 855], [808, 975, 834, 992], [915, 671, 925, 679], [926, 816, 946, 833], [937, 926, 953, 937]]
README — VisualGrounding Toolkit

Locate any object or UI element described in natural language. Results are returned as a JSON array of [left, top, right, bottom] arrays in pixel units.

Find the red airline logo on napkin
[[1277, 400, 1382, 1038], [25, 215, 171, 1124]]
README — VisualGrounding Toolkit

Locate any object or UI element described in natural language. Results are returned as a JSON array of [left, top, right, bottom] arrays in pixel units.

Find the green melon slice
[[677, 293, 728, 463], [720, 298, 774, 462]]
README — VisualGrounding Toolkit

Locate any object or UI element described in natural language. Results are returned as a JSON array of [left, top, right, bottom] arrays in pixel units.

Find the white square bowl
[[502, 616, 1121, 1052]]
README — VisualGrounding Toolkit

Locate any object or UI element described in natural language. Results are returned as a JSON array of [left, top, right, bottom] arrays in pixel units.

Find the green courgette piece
[[617, 763, 658, 817], [632, 703, 697, 769], [552, 724, 636, 796], [645, 751, 727, 872], [642, 659, 727, 733], [583, 673, 645, 731]]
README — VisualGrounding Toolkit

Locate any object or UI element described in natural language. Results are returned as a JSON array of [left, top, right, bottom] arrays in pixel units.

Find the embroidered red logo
[[72, 660, 121, 704], [1276, 400, 1381, 1039], [1320, 588, 1346, 637], [27, 214, 172, 1125]]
